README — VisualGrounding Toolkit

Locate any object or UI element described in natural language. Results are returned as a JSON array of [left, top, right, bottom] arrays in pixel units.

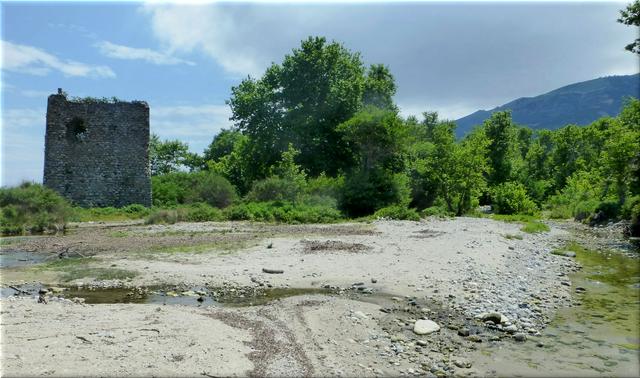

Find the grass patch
[[503, 233, 523, 240], [31, 257, 137, 282], [520, 221, 550, 233], [71, 204, 150, 222], [148, 240, 254, 255], [109, 230, 129, 238], [492, 214, 541, 223]]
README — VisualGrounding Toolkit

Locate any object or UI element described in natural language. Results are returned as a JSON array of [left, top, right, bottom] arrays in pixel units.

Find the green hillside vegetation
[[2, 36, 639, 237]]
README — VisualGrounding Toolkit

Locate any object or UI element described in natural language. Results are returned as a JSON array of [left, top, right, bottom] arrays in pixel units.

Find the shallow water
[[473, 245, 640, 377], [0, 250, 49, 268], [0, 283, 334, 308]]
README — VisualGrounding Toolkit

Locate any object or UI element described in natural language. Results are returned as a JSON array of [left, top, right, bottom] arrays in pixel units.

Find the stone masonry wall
[[43, 93, 151, 207]]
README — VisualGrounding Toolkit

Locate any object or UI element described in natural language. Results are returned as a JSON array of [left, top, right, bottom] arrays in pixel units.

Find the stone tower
[[43, 90, 151, 207]]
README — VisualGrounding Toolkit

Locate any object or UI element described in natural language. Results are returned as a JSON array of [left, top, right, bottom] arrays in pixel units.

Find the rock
[[196, 296, 204, 302], [575, 287, 587, 293], [353, 311, 368, 319], [413, 319, 440, 335], [561, 281, 571, 287], [416, 340, 428, 347], [504, 325, 518, 334], [468, 335, 482, 343], [457, 328, 470, 337], [262, 268, 284, 274], [181, 290, 197, 297], [49, 287, 65, 293], [513, 333, 527, 342], [371, 278, 378, 284], [482, 312, 507, 324], [454, 359, 472, 369], [564, 251, 576, 258], [536, 341, 545, 347]]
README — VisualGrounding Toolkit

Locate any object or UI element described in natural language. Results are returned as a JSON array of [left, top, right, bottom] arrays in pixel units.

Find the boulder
[[413, 319, 441, 335]]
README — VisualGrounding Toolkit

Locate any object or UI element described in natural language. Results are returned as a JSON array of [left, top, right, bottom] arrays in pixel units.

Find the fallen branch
[[9, 285, 30, 295], [262, 268, 284, 274]]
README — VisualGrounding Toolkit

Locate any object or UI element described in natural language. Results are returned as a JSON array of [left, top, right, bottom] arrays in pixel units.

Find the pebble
[[513, 333, 527, 342]]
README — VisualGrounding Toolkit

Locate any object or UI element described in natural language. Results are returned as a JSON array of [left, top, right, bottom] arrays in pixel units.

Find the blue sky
[[2, 1, 638, 186]]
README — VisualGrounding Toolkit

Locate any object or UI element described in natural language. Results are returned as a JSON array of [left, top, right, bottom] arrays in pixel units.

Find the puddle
[[471, 244, 640, 376], [1, 283, 335, 308], [0, 250, 49, 268]]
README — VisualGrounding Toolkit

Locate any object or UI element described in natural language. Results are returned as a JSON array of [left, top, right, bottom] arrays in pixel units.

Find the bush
[[188, 173, 237, 208], [491, 182, 537, 215], [0, 182, 71, 235], [225, 201, 342, 223], [305, 174, 343, 199], [421, 205, 454, 218], [145, 209, 182, 225], [373, 205, 420, 221], [152, 171, 237, 208], [339, 170, 411, 217], [71, 205, 151, 222], [246, 176, 300, 202], [145, 203, 224, 224]]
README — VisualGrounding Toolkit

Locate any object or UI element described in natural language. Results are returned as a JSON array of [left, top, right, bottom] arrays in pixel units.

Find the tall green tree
[[482, 111, 520, 187], [149, 134, 191, 176], [363, 64, 397, 111], [228, 36, 396, 180]]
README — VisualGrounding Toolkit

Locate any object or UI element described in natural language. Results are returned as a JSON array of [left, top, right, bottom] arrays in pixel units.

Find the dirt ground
[[1, 217, 626, 377]]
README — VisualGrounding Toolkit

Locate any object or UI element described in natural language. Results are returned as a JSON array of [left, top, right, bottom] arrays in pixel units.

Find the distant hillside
[[455, 74, 639, 137]]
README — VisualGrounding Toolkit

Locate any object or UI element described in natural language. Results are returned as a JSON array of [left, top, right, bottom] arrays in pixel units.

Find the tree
[[228, 36, 394, 179], [203, 129, 245, 162], [148, 134, 191, 176], [618, 0, 640, 54], [363, 64, 397, 111], [482, 111, 521, 187], [337, 106, 407, 172]]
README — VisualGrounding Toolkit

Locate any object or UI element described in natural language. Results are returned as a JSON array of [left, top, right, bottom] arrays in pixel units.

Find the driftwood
[[9, 285, 30, 295], [262, 268, 284, 274]]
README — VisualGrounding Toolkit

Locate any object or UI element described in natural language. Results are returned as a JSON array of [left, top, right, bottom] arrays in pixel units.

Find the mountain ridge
[[455, 73, 640, 137]]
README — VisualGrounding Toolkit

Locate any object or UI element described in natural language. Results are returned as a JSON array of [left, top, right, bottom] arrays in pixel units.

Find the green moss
[[109, 231, 129, 238]]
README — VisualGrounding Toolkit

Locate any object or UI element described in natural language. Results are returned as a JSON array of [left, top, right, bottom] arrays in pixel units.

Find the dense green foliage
[[0, 182, 71, 235], [2, 36, 638, 234], [151, 171, 237, 208]]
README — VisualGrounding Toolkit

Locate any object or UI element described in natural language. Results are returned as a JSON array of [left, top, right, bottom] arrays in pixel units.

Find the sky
[[1, 1, 638, 187]]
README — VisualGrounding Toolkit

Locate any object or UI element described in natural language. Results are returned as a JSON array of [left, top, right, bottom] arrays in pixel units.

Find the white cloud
[[2, 108, 45, 129], [150, 103, 232, 153], [142, 4, 305, 77], [2, 40, 115, 78], [96, 41, 195, 66]]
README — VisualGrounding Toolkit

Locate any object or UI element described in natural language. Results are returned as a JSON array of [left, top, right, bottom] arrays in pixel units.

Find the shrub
[[0, 182, 71, 235], [145, 209, 181, 225], [373, 205, 420, 221], [188, 172, 237, 208], [152, 171, 237, 208], [491, 182, 537, 215], [339, 170, 411, 217], [225, 201, 342, 223], [306, 174, 343, 199], [246, 176, 300, 202], [421, 205, 454, 218]]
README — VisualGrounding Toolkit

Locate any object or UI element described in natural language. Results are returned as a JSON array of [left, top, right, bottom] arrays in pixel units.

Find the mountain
[[455, 74, 639, 137]]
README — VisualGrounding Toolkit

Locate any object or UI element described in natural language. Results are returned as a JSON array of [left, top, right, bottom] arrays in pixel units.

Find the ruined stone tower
[[43, 90, 151, 207]]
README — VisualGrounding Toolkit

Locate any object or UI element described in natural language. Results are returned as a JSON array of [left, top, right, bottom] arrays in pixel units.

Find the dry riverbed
[[1, 217, 636, 377]]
